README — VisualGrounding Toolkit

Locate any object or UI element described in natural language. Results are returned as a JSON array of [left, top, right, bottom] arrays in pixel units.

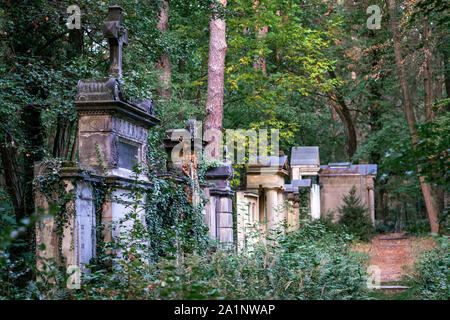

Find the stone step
[[380, 244, 409, 248], [378, 237, 409, 241], [374, 285, 410, 290]]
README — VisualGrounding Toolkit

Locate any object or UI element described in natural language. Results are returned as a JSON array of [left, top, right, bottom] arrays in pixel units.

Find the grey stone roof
[[320, 163, 377, 175], [291, 146, 319, 166], [248, 155, 288, 167]]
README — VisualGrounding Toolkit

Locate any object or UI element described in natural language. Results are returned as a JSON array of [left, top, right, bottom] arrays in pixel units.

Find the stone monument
[[35, 6, 159, 272]]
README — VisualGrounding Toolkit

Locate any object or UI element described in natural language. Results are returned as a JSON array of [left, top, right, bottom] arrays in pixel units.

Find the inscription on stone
[[118, 141, 138, 170]]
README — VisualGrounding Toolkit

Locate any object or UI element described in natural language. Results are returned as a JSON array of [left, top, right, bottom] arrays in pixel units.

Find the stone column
[[277, 190, 285, 226], [265, 188, 279, 231], [35, 165, 98, 271], [368, 186, 375, 225], [286, 198, 295, 231], [310, 183, 321, 220], [216, 193, 234, 244], [205, 164, 234, 248], [235, 191, 247, 250]]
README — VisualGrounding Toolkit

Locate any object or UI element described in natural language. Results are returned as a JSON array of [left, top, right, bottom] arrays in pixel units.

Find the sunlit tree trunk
[[388, 0, 440, 234], [423, 20, 434, 122], [156, 0, 172, 100], [254, 26, 268, 74], [253, 1, 267, 75], [205, 0, 227, 132], [53, 29, 83, 159], [327, 70, 357, 160]]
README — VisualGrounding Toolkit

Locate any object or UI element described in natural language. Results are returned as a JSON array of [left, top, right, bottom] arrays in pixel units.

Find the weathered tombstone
[[283, 179, 311, 230], [163, 120, 235, 247], [35, 6, 159, 273], [320, 163, 377, 223], [204, 164, 234, 247], [290, 146, 321, 219], [76, 5, 160, 244], [236, 191, 259, 250], [245, 156, 289, 234]]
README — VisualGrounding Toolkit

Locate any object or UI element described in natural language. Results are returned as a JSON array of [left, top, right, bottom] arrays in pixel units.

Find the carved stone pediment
[[128, 97, 154, 115], [76, 78, 126, 102]]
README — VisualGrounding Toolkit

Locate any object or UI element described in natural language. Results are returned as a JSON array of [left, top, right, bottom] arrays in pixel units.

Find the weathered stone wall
[[35, 175, 95, 271], [320, 175, 375, 222], [204, 165, 235, 246]]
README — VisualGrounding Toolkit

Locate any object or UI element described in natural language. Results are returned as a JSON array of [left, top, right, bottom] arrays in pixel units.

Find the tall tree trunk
[[368, 30, 385, 219], [52, 115, 75, 159], [254, 26, 268, 74], [22, 104, 44, 219], [435, 52, 443, 101], [442, 47, 450, 99], [156, 0, 172, 100], [388, 0, 440, 234], [0, 139, 24, 223], [205, 0, 227, 132], [253, 1, 267, 75], [423, 20, 434, 122], [327, 70, 358, 160], [53, 29, 84, 159]]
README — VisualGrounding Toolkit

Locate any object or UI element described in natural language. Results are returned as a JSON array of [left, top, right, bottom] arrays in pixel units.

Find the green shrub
[[74, 218, 369, 300], [407, 236, 449, 300], [337, 186, 375, 242], [405, 219, 431, 236]]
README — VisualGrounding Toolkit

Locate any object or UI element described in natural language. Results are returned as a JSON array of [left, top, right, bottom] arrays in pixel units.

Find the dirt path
[[369, 233, 415, 282], [352, 233, 437, 298], [352, 233, 437, 283]]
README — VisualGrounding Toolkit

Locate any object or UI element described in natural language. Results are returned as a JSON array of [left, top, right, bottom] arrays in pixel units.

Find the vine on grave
[[91, 180, 110, 267], [298, 188, 310, 219], [33, 160, 76, 266]]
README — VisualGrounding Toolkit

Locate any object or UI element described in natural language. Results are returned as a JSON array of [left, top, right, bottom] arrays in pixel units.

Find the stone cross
[[103, 6, 128, 78]]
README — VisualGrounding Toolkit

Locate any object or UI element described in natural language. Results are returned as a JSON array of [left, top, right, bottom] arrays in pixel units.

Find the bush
[[405, 219, 431, 236], [72, 218, 369, 300], [407, 236, 449, 300], [337, 186, 375, 242]]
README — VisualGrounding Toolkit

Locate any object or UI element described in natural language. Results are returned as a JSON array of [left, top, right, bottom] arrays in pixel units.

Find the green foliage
[[405, 219, 432, 236], [74, 218, 369, 300], [407, 236, 450, 300], [338, 186, 375, 242], [386, 115, 449, 187]]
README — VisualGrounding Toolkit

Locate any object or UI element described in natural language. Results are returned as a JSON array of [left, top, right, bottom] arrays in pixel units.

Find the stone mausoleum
[[237, 146, 377, 249]]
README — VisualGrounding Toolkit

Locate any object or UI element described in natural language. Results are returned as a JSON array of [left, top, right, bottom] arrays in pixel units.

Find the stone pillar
[[216, 195, 233, 244], [368, 185, 375, 225], [236, 191, 259, 251], [277, 190, 285, 226], [205, 164, 234, 247], [265, 188, 279, 231], [236, 191, 247, 250], [286, 198, 295, 231], [310, 183, 321, 220], [35, 7, 161, 277], [35, 165, 98, 271]]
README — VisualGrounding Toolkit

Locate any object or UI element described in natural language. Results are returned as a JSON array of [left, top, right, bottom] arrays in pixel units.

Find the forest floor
[[352, 232, 437, 299]]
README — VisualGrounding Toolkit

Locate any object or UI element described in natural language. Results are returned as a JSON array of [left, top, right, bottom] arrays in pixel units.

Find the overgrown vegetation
[[336, 187, 375, 242], [0, 131, 371, 299], [67, 218, 371, 300], [407, 236, 450, 300], [0, 0, 449, 301]]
